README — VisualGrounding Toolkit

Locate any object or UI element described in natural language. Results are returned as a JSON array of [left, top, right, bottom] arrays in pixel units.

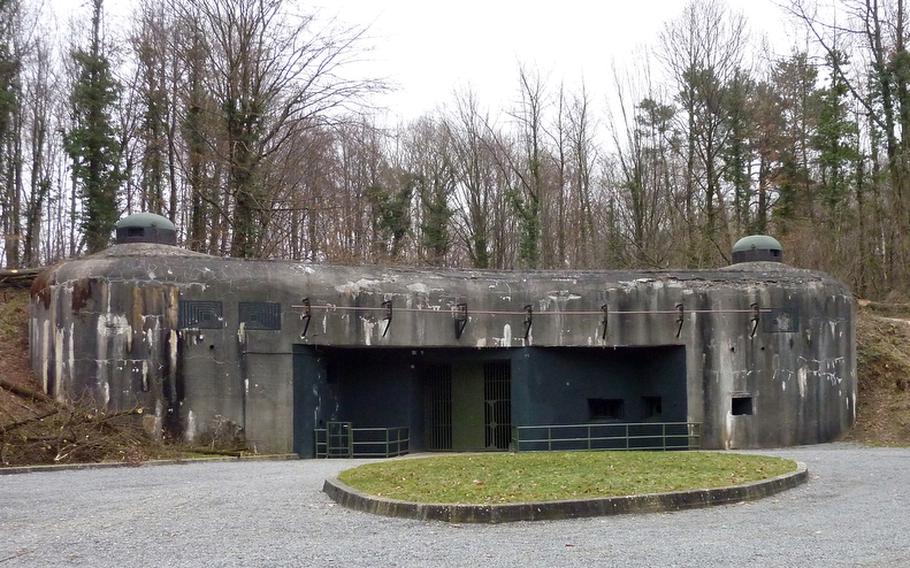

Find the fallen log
[[0, 410, 61, 433], [0, 267, 43, 288], [0, 378, 55, 404], [184, 447, 249, 457]]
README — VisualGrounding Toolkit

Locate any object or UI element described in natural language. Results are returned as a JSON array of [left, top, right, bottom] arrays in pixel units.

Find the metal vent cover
[[762, 307, 799, 333], [239, 301, 282, 330], [178, 300, 224, 329]]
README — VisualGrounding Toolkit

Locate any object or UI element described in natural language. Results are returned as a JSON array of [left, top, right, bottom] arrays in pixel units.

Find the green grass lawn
[[337, 451, 797, 504]]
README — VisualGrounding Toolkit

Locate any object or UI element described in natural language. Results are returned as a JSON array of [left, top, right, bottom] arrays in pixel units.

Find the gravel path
[[1, 443, 908, 567]]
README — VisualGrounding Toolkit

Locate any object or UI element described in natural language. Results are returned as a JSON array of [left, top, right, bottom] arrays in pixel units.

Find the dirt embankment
[[0, 287, 48, 424], [848, 304, 910, 445]]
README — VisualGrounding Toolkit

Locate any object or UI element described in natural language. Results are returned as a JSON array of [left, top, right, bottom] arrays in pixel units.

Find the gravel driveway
[[1, 443, 908, 567]]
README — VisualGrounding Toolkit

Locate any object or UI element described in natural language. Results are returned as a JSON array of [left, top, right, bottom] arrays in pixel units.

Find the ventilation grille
[[763, 308, 799, 333], [239, 302, 281, 330], [178, 300, 223, 329]]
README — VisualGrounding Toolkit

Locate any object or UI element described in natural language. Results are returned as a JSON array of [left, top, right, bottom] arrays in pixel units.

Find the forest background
[[1, 0, 908, 301]]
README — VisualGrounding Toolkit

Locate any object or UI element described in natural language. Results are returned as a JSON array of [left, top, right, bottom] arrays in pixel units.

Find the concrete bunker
[[28, 216, 857, 456]]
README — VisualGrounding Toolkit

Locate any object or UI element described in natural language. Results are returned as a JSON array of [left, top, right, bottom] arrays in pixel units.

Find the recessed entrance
[[293, 344, 686, 457], [423, 359, 512, 451]]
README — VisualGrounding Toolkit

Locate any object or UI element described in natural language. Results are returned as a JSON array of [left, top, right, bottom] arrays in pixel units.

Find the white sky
[[54, 0, 808, 123], [311, 0, 806, 122]]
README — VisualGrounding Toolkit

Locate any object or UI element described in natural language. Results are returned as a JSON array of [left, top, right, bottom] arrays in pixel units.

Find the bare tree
[[180, 0, 383, 258], [566, 84, 598, 267], [22, 33, 56, 266], [447, 90, 498, 268], [661, 0, 748, 265], [491, 66, 547, 268], [609, 61, 678, 267]]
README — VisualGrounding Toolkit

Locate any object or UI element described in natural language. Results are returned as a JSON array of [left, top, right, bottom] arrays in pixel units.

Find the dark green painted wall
[[512, 346, 687, 426], [294, 347, 423, 458], [293, 345, 687, 456], [292, 346, 326, 458]]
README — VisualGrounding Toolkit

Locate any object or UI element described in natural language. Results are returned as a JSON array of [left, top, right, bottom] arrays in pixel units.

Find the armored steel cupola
[[731, 235, 783, 264], [114, 212, 177, 245]]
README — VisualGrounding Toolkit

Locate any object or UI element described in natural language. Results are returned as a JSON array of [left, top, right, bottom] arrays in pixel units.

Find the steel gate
[[483, 361, 512, 450], [325, 421, 353, 457], [423, 364, 453, 450]]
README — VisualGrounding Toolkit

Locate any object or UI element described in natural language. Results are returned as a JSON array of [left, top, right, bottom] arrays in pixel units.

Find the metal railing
[[513, 422, 701, 452], [314, 424, 409, 458]]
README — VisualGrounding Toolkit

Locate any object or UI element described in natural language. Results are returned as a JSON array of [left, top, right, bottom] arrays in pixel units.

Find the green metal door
[[452, 363, 485, 450]]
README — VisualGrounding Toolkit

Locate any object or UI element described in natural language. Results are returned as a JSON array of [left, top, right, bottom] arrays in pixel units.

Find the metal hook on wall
[[300, 297, 312, 338], [382, 300, 393, 338], [454, 302, 468, 339], [750, 302, 760, 338], [523, 304, 533, 341], [675, 303, 685, 338]]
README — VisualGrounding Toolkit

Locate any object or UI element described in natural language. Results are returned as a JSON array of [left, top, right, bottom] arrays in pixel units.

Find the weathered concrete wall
[[29, 243, 856, 453]]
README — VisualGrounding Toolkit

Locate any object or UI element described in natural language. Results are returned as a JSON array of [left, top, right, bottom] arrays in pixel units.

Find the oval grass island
[[323, 452, 808, 523]]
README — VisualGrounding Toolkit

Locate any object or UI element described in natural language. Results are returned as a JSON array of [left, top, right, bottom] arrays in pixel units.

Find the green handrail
[[512, 422, 701, 453], [315, 426, 410, 458]]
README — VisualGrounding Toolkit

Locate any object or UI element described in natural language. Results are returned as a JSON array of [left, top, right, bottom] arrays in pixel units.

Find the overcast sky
[[54, 0, 809, 123], [308, 0, 806, 121]]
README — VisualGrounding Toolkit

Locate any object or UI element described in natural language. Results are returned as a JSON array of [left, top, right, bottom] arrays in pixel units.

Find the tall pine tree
[[64, 0, 122, 253], [0, 0, 21, 267]]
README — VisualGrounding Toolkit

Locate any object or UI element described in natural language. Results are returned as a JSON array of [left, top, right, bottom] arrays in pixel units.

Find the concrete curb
[[0, 453, 300, 476], [323, 461, 808, 523]]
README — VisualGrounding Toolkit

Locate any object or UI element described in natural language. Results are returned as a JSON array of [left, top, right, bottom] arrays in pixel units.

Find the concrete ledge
[[0, 453, 300, 476], [323, 461, 808, 523]]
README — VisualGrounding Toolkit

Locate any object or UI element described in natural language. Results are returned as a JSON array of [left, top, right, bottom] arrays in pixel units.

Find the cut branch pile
[[0, 382, 253, 467], [0, 394, 155, 467], [1, 288, 250, 467]]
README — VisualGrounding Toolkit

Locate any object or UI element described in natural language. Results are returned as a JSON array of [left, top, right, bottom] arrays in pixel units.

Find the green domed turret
[[731, 235, 783, 264], [114, 212, 177, 245]]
